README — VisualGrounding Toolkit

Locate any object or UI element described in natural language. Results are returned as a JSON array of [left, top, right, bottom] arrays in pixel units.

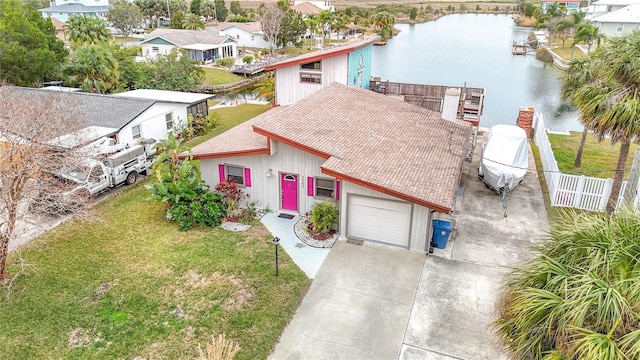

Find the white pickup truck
[[38, 139, 156, 213]]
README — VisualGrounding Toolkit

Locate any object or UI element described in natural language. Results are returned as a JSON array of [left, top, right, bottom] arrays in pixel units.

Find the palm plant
[[65, 44, 119, 93], [255, 73, 274, 105], [183, 13, 205, 30], [574, 23, 604, 55], [495, 208, 640, 360], [305, 14, 318, 49], [64, 15, 112, 47], [561, 58, 599, 169], [317, 9, 334, 42], [571, 30, 640, 212]]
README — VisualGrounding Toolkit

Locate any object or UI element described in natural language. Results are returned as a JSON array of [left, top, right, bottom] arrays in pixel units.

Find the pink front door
[[281, 173, 298, 212]]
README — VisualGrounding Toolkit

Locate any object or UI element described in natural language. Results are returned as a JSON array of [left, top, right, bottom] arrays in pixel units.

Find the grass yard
[[201, 67, 244, 86], [548, 131, 639, 179], [550, 45, 586, 61], [187, 104, 271, 148], [0, 185, 309, 359]]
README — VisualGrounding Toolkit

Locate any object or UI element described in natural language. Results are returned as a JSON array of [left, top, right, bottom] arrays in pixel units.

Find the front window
[[187, 101, 209, 117], [152, 46, 159, 52], [315, 177, 335, 198], [165, 112, 174, 130], [226, 164, 245, 185], [301, 61, 321, 70], [617, 23, 623, 32], [132, 124, 141, 139]]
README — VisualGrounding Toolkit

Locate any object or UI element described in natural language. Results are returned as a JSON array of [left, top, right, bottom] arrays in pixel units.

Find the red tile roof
[[265, 37, 380, 70], [192, 83, 472, 213], [292, 2, 322, 14]]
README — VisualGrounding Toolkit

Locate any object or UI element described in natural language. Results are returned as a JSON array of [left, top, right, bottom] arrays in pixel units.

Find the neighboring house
[[293, 1, 334, 12], [291, 2, 323, 15], [266, 37, 378, 106], [139, 29, 237, 61], [592, 3, 640, 36], [50, 17, 66, 43], [540, 0, 581, 12], [585, 0, 640, 20], [112, 89, 213, 143], [217, 22, 269, 49], [39, 0, 111, 23], [191, 83, 472, 252], [13, 88, 212, 147]]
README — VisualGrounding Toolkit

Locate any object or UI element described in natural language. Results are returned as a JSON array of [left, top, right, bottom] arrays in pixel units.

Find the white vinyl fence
[[532, 113, 639, 212]]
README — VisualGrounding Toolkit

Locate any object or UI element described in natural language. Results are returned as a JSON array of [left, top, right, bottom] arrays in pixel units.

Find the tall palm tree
[[572, 30, 640, 212], [64, 15, 112, 47], [200, 1, 216, 21], [574, 22, 605, 55], [65, 44, 119, 93], [561, 58, 598, 169], [317, 9, 334, 43], [305, 13, 318, 49], [495, 208, 640, 360]]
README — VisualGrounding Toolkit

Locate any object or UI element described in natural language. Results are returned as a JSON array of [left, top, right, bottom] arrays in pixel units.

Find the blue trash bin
[[432, 219, 452, 249]]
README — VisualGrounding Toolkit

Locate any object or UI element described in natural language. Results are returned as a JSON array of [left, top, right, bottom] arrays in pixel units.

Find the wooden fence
[[532, 113, 639, 211]]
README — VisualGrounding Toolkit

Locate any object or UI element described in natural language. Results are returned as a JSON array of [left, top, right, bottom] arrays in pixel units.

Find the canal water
[[372, 14, 582, 131]]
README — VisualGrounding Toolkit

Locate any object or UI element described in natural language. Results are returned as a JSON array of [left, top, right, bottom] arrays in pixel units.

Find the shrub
[[177, 112, 219, 140], [215, 180, 249, 219], [308, 202, 339, 235], [242, 55, 253, 64], [216, 57, 234, 69]]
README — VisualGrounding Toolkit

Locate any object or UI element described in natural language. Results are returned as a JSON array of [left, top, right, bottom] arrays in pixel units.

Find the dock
[[512, 40, 532, 55]]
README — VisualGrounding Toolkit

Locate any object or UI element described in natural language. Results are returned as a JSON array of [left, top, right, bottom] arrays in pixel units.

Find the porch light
[[266, 168, 273, 177]]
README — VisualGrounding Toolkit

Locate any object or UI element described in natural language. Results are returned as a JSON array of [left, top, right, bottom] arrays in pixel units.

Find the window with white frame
[[165, 112, 174, 130], [301, 73, 321, 84], [152, 46, 159, 52], [300, 60, 322, 84], [132, 124, 142, 139], [617, 23, 624, 32], [315, 177, 335, 198], [226, 164, 245, 185]]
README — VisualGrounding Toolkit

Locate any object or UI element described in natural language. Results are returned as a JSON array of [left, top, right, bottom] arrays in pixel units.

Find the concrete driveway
[[401, 130, 549, 359], [269, 241, 425, 359], [270, 130, 549, 360]]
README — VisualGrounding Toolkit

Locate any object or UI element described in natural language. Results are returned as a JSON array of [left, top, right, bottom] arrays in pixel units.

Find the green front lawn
[[0, 185, 309, 359], [548, 131, 639, 179], [188, 104, 271, 147], [201, 67, 244, 86]]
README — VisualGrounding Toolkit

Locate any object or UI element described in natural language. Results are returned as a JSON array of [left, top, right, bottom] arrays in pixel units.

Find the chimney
[[442, 88, 460, 122], [517, 106, 534, 138]]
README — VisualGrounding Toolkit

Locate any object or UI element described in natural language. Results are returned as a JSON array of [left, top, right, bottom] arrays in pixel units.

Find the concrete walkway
[[260, 213, 331, 279]]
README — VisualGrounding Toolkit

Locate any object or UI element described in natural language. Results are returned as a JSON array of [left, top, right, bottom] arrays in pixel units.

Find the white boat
[[479, 124, 528, 195]]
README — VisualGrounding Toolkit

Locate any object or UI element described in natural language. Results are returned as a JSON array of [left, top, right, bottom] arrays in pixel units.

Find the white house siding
[[339, 181, 432, 252], [222, 28, 269, 49], [596, 21, 640, 36], [274, 53, 348, 105], [141, 43, 176, 59], [117, 103, 187, 143], [199, 142, 330, 213], [199, 140, 432, 253]]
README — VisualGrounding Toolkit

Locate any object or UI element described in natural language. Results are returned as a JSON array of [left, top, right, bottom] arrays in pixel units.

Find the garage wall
[[339, 181, 432, 252]]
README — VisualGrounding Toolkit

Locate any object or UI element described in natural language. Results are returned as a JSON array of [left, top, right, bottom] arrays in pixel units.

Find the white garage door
[[348, 195, 412, 248]]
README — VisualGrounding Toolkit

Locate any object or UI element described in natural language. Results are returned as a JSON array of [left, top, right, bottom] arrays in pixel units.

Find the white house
[[293, 1, 334, 12], [585, 0, 640, 20], [39, 0, 111, 23], [139, 29, 237, 61], [217, 22, 270, 49], [112, 89, 213, 143], [190, 83, 472, 252], [265, 37, 378, 106], [14, 88, 212, 147], [592, 3, 640, 36]]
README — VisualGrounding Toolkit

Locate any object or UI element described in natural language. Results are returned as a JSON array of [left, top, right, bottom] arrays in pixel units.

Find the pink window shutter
[[218, 164, 225, 182], [307, 177, 314, 196], [336, 180, 341, 200], [244, 168, 251, 187]]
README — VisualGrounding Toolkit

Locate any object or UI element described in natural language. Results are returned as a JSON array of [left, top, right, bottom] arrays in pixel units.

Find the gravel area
[[294, 217, 338, 249], [220, 221, 252, 232]]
